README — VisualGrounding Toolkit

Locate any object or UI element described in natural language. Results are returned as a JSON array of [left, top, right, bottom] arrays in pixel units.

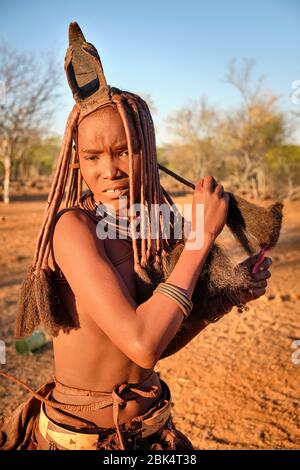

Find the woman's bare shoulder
[[52, 207, 105, 267], [55, 206, 94, 225], [54, 207, 98, 237]]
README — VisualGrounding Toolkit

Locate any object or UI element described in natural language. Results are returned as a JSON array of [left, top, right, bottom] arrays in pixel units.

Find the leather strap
[[39, 381, 172, 450]]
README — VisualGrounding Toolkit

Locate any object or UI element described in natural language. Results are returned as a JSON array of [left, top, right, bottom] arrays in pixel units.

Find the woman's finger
[[215, 184, 224, 196], [248, 287, 266, 298], [254, 287, 266, 297], [250, 279, 268, 289], [195, 179, 204, 189], [257, 257, 272, 271], [202, 175, 217, 191], [251, 269, 271, 281], [240, 252, 261, 269]]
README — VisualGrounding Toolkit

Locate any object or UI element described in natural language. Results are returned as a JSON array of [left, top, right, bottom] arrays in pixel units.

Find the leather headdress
[[64, 22, 115, 123]]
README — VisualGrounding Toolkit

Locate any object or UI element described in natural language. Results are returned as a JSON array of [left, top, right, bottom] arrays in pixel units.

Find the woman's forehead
[[78, 106, 138, 146], [79, 106, 123, 130]]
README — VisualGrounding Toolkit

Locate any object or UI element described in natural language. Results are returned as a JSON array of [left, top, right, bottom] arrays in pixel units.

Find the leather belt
[[38, 378, 172, 450]]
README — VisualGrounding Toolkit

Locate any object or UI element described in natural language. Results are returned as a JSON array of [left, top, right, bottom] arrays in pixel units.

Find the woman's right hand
[[191, 175, 230, 243]]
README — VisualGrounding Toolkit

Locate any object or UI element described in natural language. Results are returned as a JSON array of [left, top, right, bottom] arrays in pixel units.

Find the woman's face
[[78, 105, 141, 214]]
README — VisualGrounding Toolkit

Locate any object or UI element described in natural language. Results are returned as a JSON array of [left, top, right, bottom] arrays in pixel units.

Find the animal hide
[[134, 193, 283, 321]]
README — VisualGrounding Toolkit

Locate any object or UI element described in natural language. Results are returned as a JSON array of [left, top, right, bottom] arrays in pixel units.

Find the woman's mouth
[[103, 187, 129, 198]]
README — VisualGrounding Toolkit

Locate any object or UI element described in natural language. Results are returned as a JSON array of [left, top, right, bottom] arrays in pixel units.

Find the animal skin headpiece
[[64, 22, 115, 123]]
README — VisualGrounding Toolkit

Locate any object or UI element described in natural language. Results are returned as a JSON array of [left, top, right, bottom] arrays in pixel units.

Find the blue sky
[[1, 0, 299, 144]]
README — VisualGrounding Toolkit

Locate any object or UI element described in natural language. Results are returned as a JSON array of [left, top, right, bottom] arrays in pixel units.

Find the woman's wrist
[[184, 230, 215, 252], [182, 237, 213, 268]]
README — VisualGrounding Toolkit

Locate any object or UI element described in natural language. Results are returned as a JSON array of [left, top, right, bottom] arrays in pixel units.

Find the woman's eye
[[86, 156, 97, 161], [119, 150, 129, 158]]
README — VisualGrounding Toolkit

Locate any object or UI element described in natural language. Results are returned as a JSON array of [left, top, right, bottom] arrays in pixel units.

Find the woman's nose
[[100, 155, 119, 179]]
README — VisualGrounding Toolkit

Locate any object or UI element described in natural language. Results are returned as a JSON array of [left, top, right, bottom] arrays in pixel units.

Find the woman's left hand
[[236, 252, 273, 304]]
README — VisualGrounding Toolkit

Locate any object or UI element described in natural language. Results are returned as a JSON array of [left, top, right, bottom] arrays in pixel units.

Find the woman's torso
[[48, 208, 162, 428]]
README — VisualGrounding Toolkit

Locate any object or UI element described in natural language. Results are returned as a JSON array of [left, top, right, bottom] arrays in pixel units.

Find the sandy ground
[[0, 192, 299, 449]]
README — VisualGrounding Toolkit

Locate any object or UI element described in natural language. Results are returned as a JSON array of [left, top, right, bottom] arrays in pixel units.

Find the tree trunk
[[1, 140, 11, 204], [286, 172, 294, 202], [257, 168, 266, 199], [3, 150, 11, 203]]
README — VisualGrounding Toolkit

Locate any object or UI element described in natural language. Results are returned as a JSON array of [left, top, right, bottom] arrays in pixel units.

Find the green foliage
[[265, 145, 300, 169], [22, 136, 61, 178]]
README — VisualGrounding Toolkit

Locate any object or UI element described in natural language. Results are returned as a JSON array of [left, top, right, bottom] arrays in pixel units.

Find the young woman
[[0, 22, 272, 450]]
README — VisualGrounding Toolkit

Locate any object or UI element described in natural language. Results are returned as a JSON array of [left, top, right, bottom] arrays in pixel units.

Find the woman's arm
[[53, 209, 215, 370], [159, 294, 234, 360]]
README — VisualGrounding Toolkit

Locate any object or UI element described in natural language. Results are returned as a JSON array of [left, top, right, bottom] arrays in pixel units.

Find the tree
[[266, 145, 300, 200], [220, 58, 287, 198], [0, 41, 61, 202], [140, 93, 157, 116], [21, 136, 61, 179], [166, 96, 219, 180]]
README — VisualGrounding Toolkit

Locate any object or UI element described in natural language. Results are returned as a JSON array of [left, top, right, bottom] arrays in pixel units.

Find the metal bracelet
[[154, 288, 191, 319], [159, 283, 193, 311], [157, 283, 193, 312], [153, 282, 193, 319]]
